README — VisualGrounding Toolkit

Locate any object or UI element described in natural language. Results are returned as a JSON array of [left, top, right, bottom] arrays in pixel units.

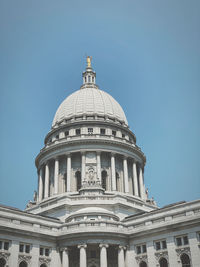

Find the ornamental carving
[[135, 254, 148, 264], [0, 251, 10, 266], [176, 247, 191, 258], [18, 254, 32, 264], [155, 251, 168, 264], [39, 256, 51, 266]]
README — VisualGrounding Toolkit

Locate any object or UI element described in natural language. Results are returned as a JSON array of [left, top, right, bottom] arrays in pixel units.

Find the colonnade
[[62, 244, 126, 267], [38, 152, 145, 202]]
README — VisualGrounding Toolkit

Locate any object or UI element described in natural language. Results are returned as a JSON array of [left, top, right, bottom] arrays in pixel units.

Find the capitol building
[[0, 58, 200, 267]]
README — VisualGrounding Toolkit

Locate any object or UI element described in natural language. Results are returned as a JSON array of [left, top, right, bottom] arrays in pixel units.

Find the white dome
[[52, 87, 128, 127]]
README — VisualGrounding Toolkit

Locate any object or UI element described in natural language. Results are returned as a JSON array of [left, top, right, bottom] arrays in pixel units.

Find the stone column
[[123, 157, 129, 193], [132, 160, 139, 196], [139, 165, 145, 199], [99, 244, 108, 267], [111, 153, 116, 191], [118, 246, 125, 267], [54, 157, 59, 194], [97, 151, 101, 184], [78, 244, 87, 267], [44, 162, 49, 198], [38, 167, 43, 201], [66, 154, 71, 192], [81, 152, 86, 185], [62, 247, 69, 267]]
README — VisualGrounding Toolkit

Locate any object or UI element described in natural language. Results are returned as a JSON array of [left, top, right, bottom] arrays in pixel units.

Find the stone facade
[[0, 59, 200, 267]]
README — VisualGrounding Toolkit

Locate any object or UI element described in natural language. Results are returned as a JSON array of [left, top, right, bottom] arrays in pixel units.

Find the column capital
[[65, 152, 71, 157], [81, 150, 86, 155], [111, 152, 116, 157], [54, 156, 59, 160], [118, 245, 126, 250], [96, 151, 101, 155], [60, 247, 69, 252], [78, 244, 87, 249], [99, 244, 109, 248]]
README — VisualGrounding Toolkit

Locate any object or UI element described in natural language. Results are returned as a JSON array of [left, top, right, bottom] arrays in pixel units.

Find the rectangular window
[[100, 128, 105, 135], [40, 247, 44, 256], [65, 131, 69, 137], [162, 240, 167, 249], [183, 236, 188, 245], [122, 133, 125, 138], [155, 242, 161, 250], [142, 244, 146, 253], [19, 244, 24, 253], [40, 247, 50, 257], [0, 241, 10, 251], [88, 128, 93, 134], [136, 246, 141, 254], [76, 129, 81, 135], [56, 134, 59, 139], [88, 76, 91, 82], [45, 248, 50, 257], [25, 245, 30, 254], [4, 242, 9, 251], [112, 130, 116, 136], [176, 237, 182, 246]]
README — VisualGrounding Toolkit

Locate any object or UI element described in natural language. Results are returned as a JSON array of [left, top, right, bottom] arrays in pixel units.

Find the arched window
[[101, 170, 107, 190], [116, 172, 120, 191], [40, 264, 47, 267], [180, 253, 191, 267], [139, 261, 147, 267], [0, 258, 6, 267], [19, 261, 28, 267], [159, 257, 168, 267], [75, 171, 81, 191]]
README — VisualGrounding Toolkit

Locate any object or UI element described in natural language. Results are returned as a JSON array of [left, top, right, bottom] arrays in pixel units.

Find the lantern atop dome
[[82, 56, 96, 86]]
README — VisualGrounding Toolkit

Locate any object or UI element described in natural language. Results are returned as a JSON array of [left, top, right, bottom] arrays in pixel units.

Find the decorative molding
[[155, 251, 168, 264], [135, 254, 148, 264], [18, 254, 32, 264], [0, 251, 10, 265], [39, 256, 51, 266]]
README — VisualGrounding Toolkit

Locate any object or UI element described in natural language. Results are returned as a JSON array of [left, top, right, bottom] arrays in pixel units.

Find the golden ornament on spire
[[86, 56, 92, 67]]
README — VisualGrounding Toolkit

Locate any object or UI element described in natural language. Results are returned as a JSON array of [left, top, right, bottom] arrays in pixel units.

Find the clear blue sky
[[0, 0, 199, 210]]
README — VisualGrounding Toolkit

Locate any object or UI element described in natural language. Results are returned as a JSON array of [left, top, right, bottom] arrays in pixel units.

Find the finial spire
[[86, 56, 92, 68]]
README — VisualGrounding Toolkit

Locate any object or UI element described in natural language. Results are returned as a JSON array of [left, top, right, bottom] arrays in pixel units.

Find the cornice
[[35, 138, 146, 167]]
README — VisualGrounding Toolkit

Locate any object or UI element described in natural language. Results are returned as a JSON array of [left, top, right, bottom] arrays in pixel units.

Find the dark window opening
[[88, 128, 93, 134], [100, 128, 105, 135], [40, 248, 44, 256], [180, 253, 191, 267], [76, 171, 81, 191], [162, 240, 167, 249], [76, 129, 81, 135], [156, 242, 161, 250], [176, 237, 182, 246], [139, 261, 147, 267], [19, 244, 24, 253], [0, 258, 6, 267], [65, 131, 69, 137], [25, 245, 30, 254], [56, 135, 59, 139], [136, 246, 141, 254], [45, 248, 50, 257], [101, 170, 107, 190], [142, 244, 147, 253], [4, 242, 9, 251], [183, 236, 188, 245], [19, 261, 28, 267], [159, 257, 168, 267], [122, 133, 125, 138], [112, 130, 116, 136]]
